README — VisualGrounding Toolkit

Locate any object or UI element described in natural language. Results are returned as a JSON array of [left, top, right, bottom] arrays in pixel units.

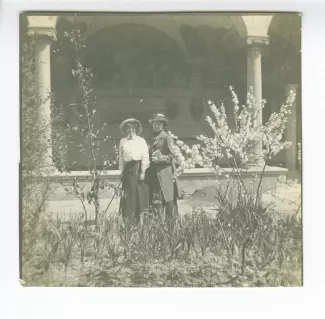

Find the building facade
[[24, 13, 301, 178]]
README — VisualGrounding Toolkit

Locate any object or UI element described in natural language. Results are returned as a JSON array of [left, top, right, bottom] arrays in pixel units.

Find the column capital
[[246, 35, 270, 48], [27, 16, 57, 43], [28, 27, 57, 43]]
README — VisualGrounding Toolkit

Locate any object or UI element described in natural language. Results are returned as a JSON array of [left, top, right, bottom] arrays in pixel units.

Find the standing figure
[[146, 113, 180, 221], [118, 118, 150, 223]]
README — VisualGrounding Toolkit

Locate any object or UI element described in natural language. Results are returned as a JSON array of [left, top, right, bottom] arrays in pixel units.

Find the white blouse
[[118, 135, 150, 176]]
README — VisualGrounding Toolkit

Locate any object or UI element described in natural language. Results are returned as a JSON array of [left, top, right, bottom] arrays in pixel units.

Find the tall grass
[[22, 200, 302, 286]]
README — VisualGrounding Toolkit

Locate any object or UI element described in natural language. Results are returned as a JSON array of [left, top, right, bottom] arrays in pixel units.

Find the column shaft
[[28, 30, 56, 166], [246, 45, 263, 161], [35, 40, 52, 121], [247, 46, 262, 125]]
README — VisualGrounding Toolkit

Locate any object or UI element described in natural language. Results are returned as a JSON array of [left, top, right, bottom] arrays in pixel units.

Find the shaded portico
[[25, 13, 301, 190]]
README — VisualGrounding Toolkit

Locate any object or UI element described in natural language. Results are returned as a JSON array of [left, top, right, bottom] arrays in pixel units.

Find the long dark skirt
[[119, 161, 149, 222], [146, 165, 179, 220]]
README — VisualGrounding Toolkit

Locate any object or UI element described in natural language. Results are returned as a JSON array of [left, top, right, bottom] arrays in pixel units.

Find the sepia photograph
[[20, 11, 302, 287]]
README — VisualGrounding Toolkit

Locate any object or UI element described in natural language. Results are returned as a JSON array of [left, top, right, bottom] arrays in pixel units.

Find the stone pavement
[[47, 184, 301, 220]]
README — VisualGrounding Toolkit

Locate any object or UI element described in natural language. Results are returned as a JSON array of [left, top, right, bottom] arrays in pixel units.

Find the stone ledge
[[48, 166, 288, 182], [179, 166, 288, 178], [48, 166, 288, 200]]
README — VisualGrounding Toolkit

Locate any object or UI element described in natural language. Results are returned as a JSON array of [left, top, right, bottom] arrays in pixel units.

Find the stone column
[[285, 84, 299, 171], [247, 48, 262, 112], [27, 18, 57, 166], [246, 36, 270, 162]]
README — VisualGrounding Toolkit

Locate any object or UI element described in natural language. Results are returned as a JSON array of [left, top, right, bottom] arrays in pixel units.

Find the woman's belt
[[122, 160, 141, 181], [124, 160, 141, 164]]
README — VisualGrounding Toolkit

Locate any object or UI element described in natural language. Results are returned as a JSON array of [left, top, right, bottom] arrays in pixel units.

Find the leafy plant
[[21, 31, 58, 275], [51, 18, 118, 225], [60, 217, 81, 271], [193, 209, 213, 256]]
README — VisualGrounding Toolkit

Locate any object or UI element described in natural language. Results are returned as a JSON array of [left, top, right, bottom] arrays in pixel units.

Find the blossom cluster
[[167, 86, 296, 179], [167, 132, 203, 178]]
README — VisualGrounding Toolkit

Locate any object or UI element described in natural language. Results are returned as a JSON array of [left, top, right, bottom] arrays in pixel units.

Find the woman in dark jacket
[[146, 113, 180, 221]]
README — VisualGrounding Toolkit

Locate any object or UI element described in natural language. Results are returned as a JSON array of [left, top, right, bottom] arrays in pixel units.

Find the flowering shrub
[[166, 132, 202, 177], [168, 86, 296, 178], [52, 19, 117, 224]]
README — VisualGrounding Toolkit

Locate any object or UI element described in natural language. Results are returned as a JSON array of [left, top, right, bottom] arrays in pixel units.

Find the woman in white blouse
[[118, 118, 150, 223]]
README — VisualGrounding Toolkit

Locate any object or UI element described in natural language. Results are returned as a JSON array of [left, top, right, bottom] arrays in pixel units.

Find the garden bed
[[22, 249, 301, 287], [21, 206, 302, 287]]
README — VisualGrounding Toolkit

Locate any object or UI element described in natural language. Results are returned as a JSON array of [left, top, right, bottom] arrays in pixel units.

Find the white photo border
[[1, 0, 325, 318]]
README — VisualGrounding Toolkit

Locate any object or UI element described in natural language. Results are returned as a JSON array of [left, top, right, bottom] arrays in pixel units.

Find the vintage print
[[20, 12, 302, 287]]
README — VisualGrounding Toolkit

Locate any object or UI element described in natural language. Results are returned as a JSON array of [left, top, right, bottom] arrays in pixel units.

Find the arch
[[54, 14, 251, 57], [81, 23, 191, 88], [230, 15, 247, 37], [262, 31, 301, 85], [87, 22, 188, 58], [268, 13, 301, 51], [65, 15, 190, 60]]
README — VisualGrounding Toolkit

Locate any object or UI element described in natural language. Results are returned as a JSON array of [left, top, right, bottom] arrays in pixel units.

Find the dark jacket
[[148, 130, 180, 202]]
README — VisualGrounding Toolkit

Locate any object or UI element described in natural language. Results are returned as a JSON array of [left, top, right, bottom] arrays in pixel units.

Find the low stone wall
[[48, 166, 288, 201]]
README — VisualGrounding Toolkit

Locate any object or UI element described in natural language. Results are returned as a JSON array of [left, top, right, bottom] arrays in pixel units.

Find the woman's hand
[[152, 156, 166, 163]]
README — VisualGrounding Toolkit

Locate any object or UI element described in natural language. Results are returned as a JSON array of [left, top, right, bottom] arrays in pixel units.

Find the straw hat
[[149, 113, 169, 124], [119, 118, 142, 134]]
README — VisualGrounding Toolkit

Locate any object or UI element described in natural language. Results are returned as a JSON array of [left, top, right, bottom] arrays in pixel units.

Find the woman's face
[[152, 121, 164, 133], [125, 123, 137, 136]]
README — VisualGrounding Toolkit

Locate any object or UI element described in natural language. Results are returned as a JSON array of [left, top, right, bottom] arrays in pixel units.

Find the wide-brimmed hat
[[119, 118, 142, 134], [149, 113, 169, 124]]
